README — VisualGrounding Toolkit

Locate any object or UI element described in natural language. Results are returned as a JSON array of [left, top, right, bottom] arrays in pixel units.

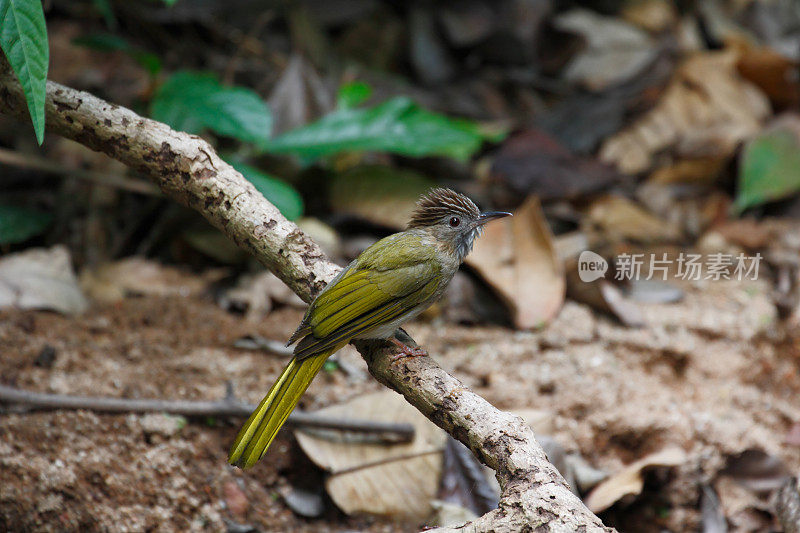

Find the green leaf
[[151, 71, 272, 145], [0, 0, 49, 145], [265, 97, 494, 161], [0, 205, 52, 244], [337, 81, 371, 110], [229, 161, 304, 220], [735, 129, 800, 213]]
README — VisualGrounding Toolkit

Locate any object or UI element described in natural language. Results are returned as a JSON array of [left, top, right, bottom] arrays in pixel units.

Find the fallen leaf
[[585, 195, 681, 244], [712, 219, 772, 250], [467, 196, 565, 329], [621, 0, 678, 33], [735, 124, 800, 213], [295, 391, 446, 518], [553, 8, 659, 91], [329, 165, 435, 229], [268, 54, 333, 136], [219, 271, 305, 319], [625, 279, 684, 304], [80, 257, 210, 304], [584, 447, 686, 513], [647, 157, 727, 186], [439, 437, 498, 516], [600, 50, 770, 174], [278, 486, 325, 518], [489, 129, 620, 202], [566, 260, 645, 327], [737, 45, 800, 109], [0, 246, 88, 315]]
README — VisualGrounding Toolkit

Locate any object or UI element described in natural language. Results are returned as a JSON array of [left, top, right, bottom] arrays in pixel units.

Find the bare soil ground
[[1, 272, 798, 532]]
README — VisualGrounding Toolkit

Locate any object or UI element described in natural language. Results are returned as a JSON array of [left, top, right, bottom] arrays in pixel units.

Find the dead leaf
[[737, 45, 800, 109], [329, 165, 436, 229], [584, 447, 686, 513], [269, 54, 333, 136], [714, 476, 775, 531], [489, 129, 621, 202], [295, 391, 446, 518], [600, 50, 771, 174], [585, 195, 681, 244], [712, 219, 772, 250], [439, 437, 498, 516], [621, 0, 678, 33], [553, 8, 659, 91], [80, 257, 211, 304], [467, 196, 565, 329], [219, 271, 305, 319], [566, 260, 645, 327], [0, 245, 88, 315], [648, 157, 727, 185]]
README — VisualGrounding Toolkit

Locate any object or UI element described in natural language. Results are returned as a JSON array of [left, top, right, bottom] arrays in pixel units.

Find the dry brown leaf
[[553, 9, 658, 91], [0, 246, 88, 315], [585, 195, 681, 243], [737, 45, 800, 109], [584, 447, 686, 513], [621, 0, 678, 33], [295, 391, 446, 518], [566, 260, 645, 327], [600, 50, 771, 174], [80, 257, 211, 304], [467, 196, 565, 329], [647, 157, 727, 185]]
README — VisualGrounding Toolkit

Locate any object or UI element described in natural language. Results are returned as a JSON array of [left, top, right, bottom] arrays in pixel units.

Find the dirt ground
[[1, 270, 799, 532]]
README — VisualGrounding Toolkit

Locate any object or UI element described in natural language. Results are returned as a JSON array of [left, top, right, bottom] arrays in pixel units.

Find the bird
[[229, 188, 511, 469]]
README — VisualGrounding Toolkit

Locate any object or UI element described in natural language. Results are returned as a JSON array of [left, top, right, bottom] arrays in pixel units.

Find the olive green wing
[[291, 232, 440, 359]]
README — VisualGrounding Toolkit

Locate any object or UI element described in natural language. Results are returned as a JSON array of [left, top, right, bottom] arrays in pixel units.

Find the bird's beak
[[477, 211, 512, 225]]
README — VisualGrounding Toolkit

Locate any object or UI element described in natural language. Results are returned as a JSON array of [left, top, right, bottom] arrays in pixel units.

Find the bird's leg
[[388, 337, 429, 362]]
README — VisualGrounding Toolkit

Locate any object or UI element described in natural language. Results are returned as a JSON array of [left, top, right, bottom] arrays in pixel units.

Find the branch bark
[[0, 62, 610, 532]]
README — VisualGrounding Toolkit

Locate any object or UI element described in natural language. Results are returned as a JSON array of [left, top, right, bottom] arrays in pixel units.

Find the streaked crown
[[407, 188, 480, 229]]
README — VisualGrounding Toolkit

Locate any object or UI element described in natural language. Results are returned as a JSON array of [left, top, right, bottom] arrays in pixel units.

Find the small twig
[[0, 147, 160, 196], [0, 384, 414, 443]]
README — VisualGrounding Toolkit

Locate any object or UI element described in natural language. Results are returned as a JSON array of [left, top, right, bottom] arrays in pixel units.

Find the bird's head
[[407, 188, 511, 262]]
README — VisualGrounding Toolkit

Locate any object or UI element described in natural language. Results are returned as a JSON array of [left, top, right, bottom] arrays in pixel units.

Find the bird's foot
[[389, 337, 428, 362]]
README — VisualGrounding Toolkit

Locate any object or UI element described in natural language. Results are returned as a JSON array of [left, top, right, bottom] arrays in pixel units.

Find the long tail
[[229, 352, 329, 469]]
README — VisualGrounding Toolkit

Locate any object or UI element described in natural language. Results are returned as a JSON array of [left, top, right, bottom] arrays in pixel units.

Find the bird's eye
[[449, 216, 461, 227]]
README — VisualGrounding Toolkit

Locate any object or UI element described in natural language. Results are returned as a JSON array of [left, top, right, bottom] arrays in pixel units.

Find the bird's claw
[[389, 337, 428, 362]]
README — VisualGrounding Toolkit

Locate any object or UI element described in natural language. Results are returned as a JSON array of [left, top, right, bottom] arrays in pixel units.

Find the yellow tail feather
[[229, 351, 330, 469]]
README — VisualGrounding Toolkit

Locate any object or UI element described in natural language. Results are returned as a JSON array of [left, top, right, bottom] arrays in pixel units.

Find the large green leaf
[[265, 97, 496, 161], [151, 71, 272, 145], [0, 0, 49, 145], [229, 161, 304, 220], [0, 205, 52, 244], [735, 129, 800, 213]]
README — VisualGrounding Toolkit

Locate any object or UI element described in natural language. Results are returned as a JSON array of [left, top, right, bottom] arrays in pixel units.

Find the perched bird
[[229, 188, 510, 468]]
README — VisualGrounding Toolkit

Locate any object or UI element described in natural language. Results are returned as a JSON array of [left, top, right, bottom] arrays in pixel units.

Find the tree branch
[[0, 61, 610, 532]]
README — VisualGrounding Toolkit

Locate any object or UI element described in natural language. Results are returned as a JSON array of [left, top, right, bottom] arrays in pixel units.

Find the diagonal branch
[[0, 60, 611, 532]]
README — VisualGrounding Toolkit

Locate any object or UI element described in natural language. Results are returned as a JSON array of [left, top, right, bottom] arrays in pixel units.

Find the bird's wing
[[292, 232, 440, 359]]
